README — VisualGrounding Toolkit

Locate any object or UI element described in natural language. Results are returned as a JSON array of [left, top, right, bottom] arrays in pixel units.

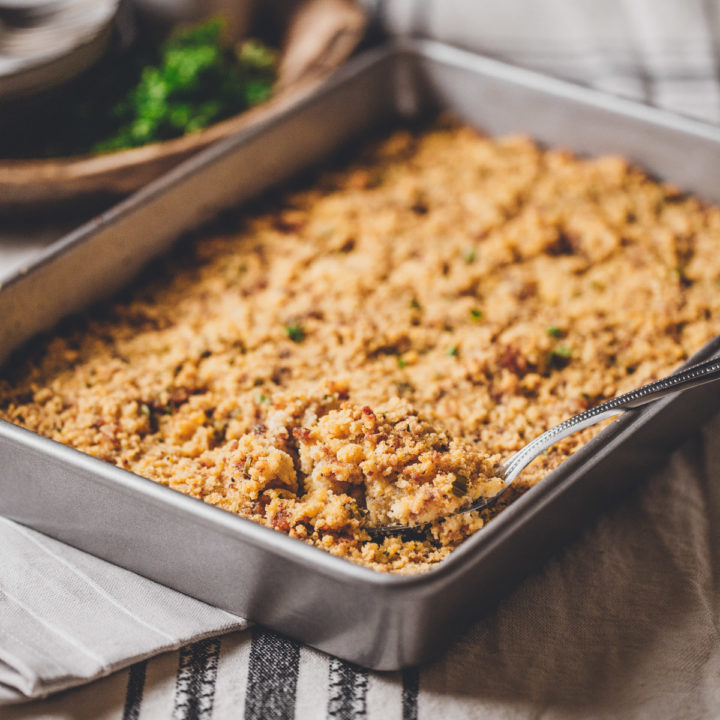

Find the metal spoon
[[373, 354, 720, 534]]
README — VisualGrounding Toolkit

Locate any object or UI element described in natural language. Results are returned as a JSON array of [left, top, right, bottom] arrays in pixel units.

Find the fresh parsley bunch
[[94, 18, 277, 153]]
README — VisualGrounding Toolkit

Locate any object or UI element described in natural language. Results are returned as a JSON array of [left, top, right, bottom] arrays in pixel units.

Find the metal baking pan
[[3, 40, 720, 670]]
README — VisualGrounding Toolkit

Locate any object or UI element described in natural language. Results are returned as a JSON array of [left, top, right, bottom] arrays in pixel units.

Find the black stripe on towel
[[172, 638, 222, 720], [327, 657, 369, 719], [121, 660, 147, 720], [245, 628, 301, 720], [401, 667, 419, 720]]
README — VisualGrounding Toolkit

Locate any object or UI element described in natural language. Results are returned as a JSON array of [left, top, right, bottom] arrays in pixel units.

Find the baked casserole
[[2, 121, 720, 572]]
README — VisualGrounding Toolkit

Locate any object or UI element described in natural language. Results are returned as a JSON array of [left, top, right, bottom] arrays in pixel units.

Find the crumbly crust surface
[[3, 122, 720, 572]]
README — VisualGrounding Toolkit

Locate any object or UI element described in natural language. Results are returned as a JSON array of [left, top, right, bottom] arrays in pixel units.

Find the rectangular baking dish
[[3, 40, 720, 670]]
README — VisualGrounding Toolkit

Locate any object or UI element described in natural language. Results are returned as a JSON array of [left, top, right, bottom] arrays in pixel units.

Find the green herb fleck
[[548, 345, 573, 368], [255, 392, 270, 405], [285, 323, 306, 343], [410, 298, 421, 310], [397, 355, 407, 369], [546, 326, 564, 338], [447, 345, 459, 357], [140, 402, 158, 432], [463, 249, 476, 264], [470, 308, 483, 322]]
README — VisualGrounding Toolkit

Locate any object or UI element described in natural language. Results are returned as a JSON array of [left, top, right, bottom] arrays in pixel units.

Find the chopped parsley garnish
[[447, 345, 459, 357], [470, 308, 483, 322], [285, 323, 306, 343], [140, 402, 159, 432], [5, 18, 279, 158], [410, 298, 421, 310], [549, 345, 573, 368], [546, 326, 564, 338], [94, 21, 277, 153], [255, 392, 270, 404], [463, 249, 477, 264], [397, 355, 408, 369]]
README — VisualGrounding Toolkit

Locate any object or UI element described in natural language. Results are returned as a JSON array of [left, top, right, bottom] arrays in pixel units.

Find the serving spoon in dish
[[374, 354, 720, 535]]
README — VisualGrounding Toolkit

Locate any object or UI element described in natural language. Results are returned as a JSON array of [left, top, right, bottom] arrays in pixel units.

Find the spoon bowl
[[372, 354, 720, 535]]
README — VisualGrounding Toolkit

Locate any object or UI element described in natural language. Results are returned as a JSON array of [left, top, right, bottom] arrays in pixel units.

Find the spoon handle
[[500, 354, 720, 484]]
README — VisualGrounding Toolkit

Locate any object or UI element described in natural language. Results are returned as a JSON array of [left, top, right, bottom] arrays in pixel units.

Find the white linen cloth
[[4, 0, 720, 716], [0, 518, 248, 704]]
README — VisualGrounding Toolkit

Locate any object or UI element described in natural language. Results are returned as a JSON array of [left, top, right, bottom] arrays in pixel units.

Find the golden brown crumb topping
[[2, 121, 720, 572]]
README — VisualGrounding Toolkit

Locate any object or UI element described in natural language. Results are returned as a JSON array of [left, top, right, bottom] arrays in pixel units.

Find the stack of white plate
[[0, 0, 120, 99]]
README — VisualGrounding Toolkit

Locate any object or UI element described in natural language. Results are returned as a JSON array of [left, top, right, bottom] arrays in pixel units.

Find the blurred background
[[1, 0, 718, 271]]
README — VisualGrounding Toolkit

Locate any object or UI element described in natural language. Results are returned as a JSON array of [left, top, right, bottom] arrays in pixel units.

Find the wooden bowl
[[0, 0, 366, 210]]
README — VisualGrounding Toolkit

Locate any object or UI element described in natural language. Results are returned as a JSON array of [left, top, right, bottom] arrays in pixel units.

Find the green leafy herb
[[92, 19, 277, 154], [546, 326, 564, 338], [396, 355, 407, 369], [255, 392, 270, 405], [470, 308, 483, 322], [410, 298, 421, 310], [447, 345, 459, 357], [549, 345, 573, 368], [285, 323, 306, 343], [140, 402, 159, 432], [463, 249, 477, 264], [1, 19, 278, 158]]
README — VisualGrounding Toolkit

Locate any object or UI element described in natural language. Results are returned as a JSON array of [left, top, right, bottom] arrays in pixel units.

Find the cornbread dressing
[[3, 122, 720, 572]]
